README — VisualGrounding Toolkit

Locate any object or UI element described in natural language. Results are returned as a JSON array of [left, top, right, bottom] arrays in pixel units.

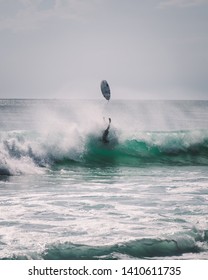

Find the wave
[[1, 129, 208, 175], [83, 130, 208, 166], [2, 228, 208, 260]]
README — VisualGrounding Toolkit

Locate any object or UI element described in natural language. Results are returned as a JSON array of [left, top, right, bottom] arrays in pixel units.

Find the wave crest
[[1, 129, 208, 175], [3, 228, 208, 260]]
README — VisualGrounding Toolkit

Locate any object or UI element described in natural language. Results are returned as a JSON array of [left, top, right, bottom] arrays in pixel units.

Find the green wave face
[[81, 130, 208, 167]]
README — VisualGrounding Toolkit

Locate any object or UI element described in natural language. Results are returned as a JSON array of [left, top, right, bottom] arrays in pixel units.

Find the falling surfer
[[102, 117, 111, 143], [100, 80, 111, 144]]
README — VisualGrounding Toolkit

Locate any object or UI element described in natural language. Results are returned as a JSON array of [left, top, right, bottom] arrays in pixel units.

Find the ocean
[[0, 99, 208, 260]]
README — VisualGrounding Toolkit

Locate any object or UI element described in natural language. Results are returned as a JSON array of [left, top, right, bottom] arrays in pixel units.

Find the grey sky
[[0, 0, 207, 99]]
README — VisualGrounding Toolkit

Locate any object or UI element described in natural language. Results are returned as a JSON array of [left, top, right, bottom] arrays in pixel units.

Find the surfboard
[[101, 80, 111, 101]]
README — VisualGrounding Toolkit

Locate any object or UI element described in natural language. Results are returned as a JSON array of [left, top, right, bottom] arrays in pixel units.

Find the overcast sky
[[0, 0, 207, 99]]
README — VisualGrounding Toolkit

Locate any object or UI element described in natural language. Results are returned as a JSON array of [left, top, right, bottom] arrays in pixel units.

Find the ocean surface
[[0, 99, 208, 260]]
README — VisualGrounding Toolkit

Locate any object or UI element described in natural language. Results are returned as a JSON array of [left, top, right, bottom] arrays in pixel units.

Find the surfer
[[102, 117, 111, 143]]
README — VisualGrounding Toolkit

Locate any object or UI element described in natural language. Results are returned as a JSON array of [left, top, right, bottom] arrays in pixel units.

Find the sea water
[[0, 99, 208, 260]]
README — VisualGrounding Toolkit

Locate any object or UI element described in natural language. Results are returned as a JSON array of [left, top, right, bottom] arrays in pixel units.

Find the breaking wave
[[1, 128, 208, 175], [3, 228, 208, 260]]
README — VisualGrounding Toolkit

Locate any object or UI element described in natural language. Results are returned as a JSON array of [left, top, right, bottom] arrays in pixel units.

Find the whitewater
[[0, 99, 208, 259]]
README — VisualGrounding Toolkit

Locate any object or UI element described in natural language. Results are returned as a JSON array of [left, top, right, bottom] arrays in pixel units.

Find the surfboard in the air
[[101, 80, 111, 101]]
